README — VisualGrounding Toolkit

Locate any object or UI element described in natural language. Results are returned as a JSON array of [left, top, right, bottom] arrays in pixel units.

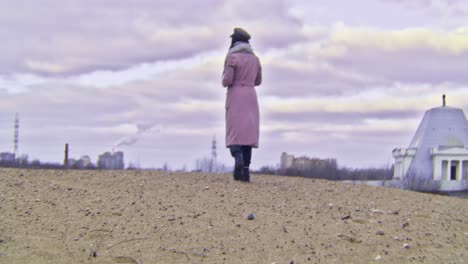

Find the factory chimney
[[64, 143, 69, 169]]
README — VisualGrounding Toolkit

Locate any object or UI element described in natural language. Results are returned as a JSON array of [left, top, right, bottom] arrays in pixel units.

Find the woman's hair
[[230, 36, 249, 48], [230, 28, 251, 48]]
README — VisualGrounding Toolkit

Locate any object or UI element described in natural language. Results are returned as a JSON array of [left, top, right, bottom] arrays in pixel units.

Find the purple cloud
[[0, 0, 303, 76]]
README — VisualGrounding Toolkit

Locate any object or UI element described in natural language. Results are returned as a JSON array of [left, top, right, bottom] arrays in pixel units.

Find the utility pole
[[211, 136, 217, 172], [13, 113, 19, 159]]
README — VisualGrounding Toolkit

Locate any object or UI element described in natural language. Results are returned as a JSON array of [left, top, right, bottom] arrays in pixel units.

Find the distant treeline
[[257, 165, 393, 181], [1, 158, 394, 180], [0, 160, 63, 169], [0, 159, 95, 170]]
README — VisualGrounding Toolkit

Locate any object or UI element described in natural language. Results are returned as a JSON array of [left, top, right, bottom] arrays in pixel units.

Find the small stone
[[73, 237, 79, 241], [204, 186, 210, 190], [341, 215, 351, 220], [328, 203, 334, 209], [403, 243, 410, 249], [376, 231, 385, 236], [247, 213, 255, 220], [375, 255, 383, 261], [352, 218, 367, 224], [113, 256, 138, 264], [337, 234, 362, 243]]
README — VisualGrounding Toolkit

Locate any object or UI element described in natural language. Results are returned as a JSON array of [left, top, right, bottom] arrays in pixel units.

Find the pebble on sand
[[247, 213, 255, 220]]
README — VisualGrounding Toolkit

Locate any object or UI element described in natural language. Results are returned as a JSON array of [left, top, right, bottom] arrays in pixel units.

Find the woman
[[222, 28, 262, 182]]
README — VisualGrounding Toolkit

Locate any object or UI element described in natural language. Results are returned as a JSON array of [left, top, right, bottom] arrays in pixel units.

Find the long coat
[[222, 52, 262, 148]]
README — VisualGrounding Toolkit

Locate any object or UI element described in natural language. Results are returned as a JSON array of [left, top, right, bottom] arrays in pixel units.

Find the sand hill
[[0, 168, 466, 263]]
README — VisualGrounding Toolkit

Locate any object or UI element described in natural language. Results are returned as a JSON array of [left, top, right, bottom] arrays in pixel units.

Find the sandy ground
[[0, 168, 466, 264]]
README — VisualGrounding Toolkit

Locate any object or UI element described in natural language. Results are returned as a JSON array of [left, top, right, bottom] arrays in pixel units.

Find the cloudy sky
[[1, 0, 467, 170]]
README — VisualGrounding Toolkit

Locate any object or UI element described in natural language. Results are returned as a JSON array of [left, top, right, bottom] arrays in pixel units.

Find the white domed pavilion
[[393, 95, 468, 187]]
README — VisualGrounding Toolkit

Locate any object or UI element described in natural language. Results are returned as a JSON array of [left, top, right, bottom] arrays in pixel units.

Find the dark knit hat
[[230, 28, 251, 41]]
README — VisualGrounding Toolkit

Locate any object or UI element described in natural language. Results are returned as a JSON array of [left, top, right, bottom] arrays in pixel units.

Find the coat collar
[[228, 42, 254, 55]]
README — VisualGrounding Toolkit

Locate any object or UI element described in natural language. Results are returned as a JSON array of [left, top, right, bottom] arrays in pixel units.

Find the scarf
[[224, 41, 254, 67]]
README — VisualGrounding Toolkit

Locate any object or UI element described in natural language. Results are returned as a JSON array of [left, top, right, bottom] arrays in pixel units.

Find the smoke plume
[[114, 123, 159, 149]]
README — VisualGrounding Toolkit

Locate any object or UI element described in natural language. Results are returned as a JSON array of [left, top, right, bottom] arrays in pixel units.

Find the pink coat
[[222, 52, 262, 148]]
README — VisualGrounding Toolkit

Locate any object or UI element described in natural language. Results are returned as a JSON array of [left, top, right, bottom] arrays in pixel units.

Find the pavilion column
[[464, 161, 468, 180], [465, 161, 468, 180], [446, 160, 451, 180], [433, 158, 442, 180], [459, 160, 464, 181]]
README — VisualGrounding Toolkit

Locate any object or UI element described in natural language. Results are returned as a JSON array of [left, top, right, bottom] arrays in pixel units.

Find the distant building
[[281, 152, 337, 171], [98, 151, 124, 169], [69, 155, 94, 169], [68, 158, 77, 167], [0, 152, 15, 162], [79, 155, 92, 168], [280, 152, 294, 169], [393, 96, 468, 182]]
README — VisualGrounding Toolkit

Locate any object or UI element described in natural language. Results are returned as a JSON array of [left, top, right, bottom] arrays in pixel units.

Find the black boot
[[243, 167, 250, 182], [241, 146, 252, 182], [230, 145, 244, 181], [233, 155, 244, 181]]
